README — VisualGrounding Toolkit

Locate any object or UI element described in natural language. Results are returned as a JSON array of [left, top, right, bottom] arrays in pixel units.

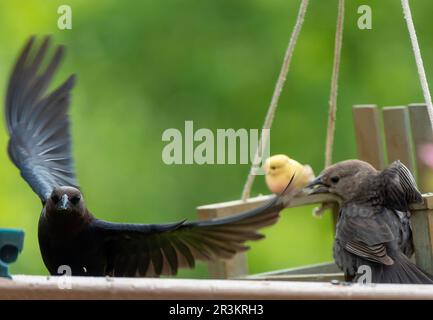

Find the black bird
[[5, 36, 293, 277], [306, 159, 433, 284]]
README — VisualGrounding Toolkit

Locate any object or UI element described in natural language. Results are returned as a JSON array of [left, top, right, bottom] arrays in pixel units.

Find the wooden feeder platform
[[197, 104, 433, 286]]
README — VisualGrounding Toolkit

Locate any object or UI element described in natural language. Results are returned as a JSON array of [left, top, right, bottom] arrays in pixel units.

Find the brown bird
[[6, 36, 293, 277], [306, 159, 433, 284]]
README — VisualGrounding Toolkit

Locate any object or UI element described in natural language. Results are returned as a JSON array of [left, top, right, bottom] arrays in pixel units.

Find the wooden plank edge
[[239, 273, 345, 282], [197, 193, 433, 212], [241, 262, 340, 278], [2, 276, 433, 300]]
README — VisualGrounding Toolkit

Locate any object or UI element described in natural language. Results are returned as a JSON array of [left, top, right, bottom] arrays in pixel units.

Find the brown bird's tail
[[363, 253, 433, 284]]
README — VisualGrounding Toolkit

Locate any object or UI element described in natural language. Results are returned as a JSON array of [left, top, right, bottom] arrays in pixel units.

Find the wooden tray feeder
[[197, 104, 433, 281]]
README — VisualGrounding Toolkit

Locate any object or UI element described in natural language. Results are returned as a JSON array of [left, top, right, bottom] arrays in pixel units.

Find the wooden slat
[[241, 273, 345, 282], [352, 105, 385, 170], [198, 193, 341, 212], [408, 103, 433, 192], [197, 195, 275, 211], [2, 275, 433, 300], [243, 262, 341, 279], [407, 104, 433, 274], [410, 209, 433, 275], [383, 106, 415, 172], [199, 192, 433, 213], [253, 262, 340, 275], [412, 193, 433, 210]]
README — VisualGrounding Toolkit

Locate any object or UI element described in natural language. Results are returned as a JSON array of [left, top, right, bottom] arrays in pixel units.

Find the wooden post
[[408, 103, 433, 192], [407, 104, 433, 273], [410, 195, 433, 274], [352, 105, 385, 170], [197, 195, 273, 279], [383, 106, 415, 172]]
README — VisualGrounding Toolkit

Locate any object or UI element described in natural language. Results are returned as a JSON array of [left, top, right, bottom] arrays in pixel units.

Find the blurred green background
[[0, 0, 432, 277]]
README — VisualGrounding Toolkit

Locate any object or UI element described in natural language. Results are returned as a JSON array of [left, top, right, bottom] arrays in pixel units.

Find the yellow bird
[[263, 154, 315, 194]]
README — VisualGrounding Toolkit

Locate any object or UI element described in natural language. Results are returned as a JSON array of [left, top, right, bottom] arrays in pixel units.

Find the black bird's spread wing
[[5, 36, 78, 202], [380, 160, 423, 211], [91, 197, 283, 277], [337, 203, 395, 265]]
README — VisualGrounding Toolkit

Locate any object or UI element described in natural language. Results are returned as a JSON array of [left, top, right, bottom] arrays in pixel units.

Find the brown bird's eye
[[271, 166, 276, 170], [330, 176, 340, 184], [51, 194, 60, 203], [70, 195, 81, 205]]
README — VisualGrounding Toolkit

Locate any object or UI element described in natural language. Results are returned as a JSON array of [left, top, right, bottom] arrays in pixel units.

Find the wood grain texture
[[407, 104, 433, 274], [410, 209, 433, 274], [408, 103, 433, 192], [1, 275, 433, 299], [383, 106, 415, 172], [352, 105, 385, 170], [241, 261, 343, 282]]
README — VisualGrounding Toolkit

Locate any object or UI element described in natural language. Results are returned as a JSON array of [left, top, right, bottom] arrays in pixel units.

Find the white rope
[[325, 0, 344, 168], [401, 0, 433, 129], [241, 0, 309, 201]]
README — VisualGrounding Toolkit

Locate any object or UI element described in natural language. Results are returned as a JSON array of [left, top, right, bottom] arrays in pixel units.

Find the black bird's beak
[[57, 194, 69, 211], [304, 176, 330, 195]]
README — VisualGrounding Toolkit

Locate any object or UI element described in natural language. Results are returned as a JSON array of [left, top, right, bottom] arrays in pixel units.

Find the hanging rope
[[241, 0, 309, 201], [401, 0, 433, 129], [324, 0, 345, 168]]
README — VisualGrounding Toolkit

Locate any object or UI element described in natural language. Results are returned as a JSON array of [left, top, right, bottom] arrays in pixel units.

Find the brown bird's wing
[[91, 197, 283, 277], [5, 36, 78, 202], [345, 241, 394, 266], [380, 160, 423, 211], [337, 203, 395, 265]]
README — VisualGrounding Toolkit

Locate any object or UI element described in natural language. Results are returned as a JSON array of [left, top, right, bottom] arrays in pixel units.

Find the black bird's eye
[[70, 196, 81, 205], [51, 194, 60, 203], [271, 166, 276, 170], [330, 176, 340, 184]]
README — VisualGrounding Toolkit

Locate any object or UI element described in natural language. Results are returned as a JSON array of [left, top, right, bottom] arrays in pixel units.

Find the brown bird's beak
[[57, 194, 69, 211], [304, 176, 330, 194]]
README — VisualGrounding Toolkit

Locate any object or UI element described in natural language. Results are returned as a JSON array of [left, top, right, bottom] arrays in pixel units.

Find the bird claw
[[330, 279, 352, 286]]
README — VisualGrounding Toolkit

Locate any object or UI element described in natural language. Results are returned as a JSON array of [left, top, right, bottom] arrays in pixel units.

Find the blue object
[[0, 229, 24, 278]]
